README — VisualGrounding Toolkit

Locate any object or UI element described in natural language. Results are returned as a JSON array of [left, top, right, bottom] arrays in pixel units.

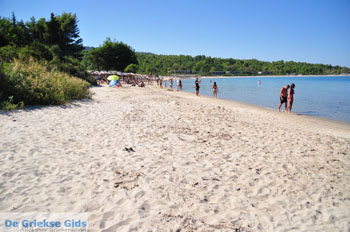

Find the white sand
[[0, 85, 349, 231]]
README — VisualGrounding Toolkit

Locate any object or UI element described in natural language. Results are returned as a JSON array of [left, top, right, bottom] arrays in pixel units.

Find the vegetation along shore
[[1, 12, 349, 110]]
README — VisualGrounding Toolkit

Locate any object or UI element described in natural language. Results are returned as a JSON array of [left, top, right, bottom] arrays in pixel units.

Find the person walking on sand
[[195, 77, 201, 96], [178, 79, 182, 90], [148, 71, 152, 83], [212, 82, 219, 98], [278, 85, 290, 112], [288, 83, 295, 113]]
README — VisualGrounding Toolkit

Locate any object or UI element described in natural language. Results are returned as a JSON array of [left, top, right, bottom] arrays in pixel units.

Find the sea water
[[175, 76, 350, 123]]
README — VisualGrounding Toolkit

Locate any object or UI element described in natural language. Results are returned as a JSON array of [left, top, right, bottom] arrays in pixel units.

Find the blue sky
[[1, 0, 349, 67]]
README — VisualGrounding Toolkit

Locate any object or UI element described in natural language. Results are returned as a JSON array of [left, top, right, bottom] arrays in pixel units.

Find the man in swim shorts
[[278, 85, 290, 112]]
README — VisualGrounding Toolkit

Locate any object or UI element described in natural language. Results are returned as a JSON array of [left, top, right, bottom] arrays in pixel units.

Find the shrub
[[49, 55, 97, 85], [0, 96, 24, 110], [0, 45, 96, 85], [0, 45, 18, 63], [0, 58, 91, 106]]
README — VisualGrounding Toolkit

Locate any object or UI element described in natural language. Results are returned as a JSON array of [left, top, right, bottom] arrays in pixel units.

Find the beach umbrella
[[107, 75, 120, 81]]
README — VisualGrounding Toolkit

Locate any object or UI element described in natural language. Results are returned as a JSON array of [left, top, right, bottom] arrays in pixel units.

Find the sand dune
[[0, 85, 349, 231]]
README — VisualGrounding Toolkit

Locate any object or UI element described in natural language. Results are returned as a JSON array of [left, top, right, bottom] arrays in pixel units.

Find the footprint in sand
[[113, 170, 142, 190]]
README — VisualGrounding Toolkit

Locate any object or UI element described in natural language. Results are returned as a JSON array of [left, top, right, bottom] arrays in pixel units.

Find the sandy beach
[[0, 85, 349, 231]]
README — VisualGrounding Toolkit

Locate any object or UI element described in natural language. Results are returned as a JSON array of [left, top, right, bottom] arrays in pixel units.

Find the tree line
[[1, 12, 348, 78], [0, 12, 95, 81], [0, 12, 93, 109], [134, 53, 350, 76]]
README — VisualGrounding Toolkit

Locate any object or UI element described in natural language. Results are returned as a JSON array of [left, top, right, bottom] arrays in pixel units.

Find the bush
[[0, 45, 96, 85], [0, 58, 91, 106], [0, 96, 24, 110], [0, 45, 18, 63], [50, 55, 97, 85]]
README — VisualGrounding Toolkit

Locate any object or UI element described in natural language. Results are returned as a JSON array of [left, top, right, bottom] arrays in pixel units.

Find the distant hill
[[136, 52, 155, 55], [84, 48, 350, 75], [135, 52, 350, 76], [84, 46, 95, 51]]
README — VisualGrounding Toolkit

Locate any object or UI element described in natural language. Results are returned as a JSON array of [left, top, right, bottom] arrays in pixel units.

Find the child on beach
[[212, 82, 219, 98], [288, 83, 295, 113]]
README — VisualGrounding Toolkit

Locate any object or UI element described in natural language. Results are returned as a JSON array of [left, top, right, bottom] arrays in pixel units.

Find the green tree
[[89, 38, 138, 71], [124, 63, 138, 73], [56, 13, 83, 59], [46, 13, 60, 47], [0, 17, 11, 46], [45, 13, 83, 59]]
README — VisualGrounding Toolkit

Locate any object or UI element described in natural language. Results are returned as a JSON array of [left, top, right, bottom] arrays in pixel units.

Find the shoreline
[[193, 90, 350, 125], [157, 85, 350, 136], [166, 74, 350, 79], [152, 82, 350, 125]]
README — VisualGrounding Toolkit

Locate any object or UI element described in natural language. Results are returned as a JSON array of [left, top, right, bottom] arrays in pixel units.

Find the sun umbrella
[[107, 75, 120, 81]]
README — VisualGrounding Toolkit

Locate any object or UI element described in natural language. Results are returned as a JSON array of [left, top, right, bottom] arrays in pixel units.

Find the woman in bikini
[[212, 82, 218, 98], [288, 83, 295, 113]]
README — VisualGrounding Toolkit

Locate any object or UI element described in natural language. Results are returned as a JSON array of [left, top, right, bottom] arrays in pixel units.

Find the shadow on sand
[[0, 98, 94, 116]]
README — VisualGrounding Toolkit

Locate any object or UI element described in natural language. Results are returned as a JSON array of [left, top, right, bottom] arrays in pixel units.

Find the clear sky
[[1, 0, 349, 67]]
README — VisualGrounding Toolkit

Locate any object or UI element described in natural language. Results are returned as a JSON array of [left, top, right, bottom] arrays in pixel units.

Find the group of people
[[156, 77, 183, 90], [278, 83, 296, 113], [196, 78, 296, 113], [194, 78, 219, 98], [104, 73, 296, 113]]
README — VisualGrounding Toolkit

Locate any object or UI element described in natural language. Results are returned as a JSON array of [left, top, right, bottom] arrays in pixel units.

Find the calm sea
[[174, 76, 350, 123]]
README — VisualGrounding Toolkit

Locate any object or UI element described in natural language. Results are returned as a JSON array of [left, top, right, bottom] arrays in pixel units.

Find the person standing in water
[[278, 85, 290, 112], [178, 79, 182, 90], [195, 77, 201, 96], [212, 82, 219, 98], [288, 83, 295, 113]]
